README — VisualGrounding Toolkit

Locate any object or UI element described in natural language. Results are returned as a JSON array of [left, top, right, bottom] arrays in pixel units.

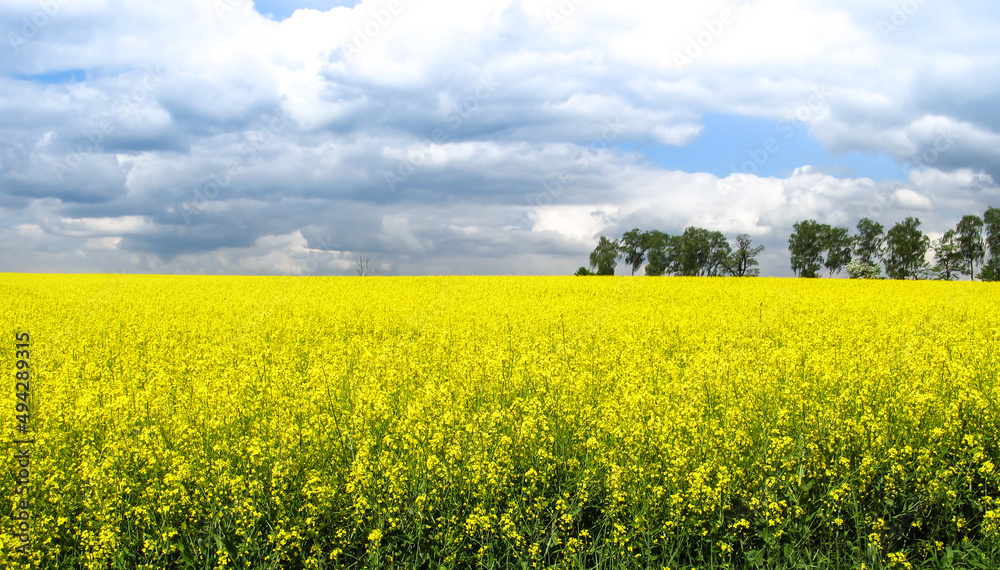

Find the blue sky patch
[[16, 69, 87, 84], [623, 113, 907, 182], [253, 0, 359, 20]]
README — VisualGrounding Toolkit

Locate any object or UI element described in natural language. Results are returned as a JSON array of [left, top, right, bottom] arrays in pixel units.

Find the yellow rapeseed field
[[2, 274, 999, 569]]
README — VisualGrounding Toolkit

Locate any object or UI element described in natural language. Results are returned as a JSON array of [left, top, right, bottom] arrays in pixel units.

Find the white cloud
[[2, 0, 1000, 276], [531, 204, 620, 240], [890, 188, 933, 210], [52, 215, 151, 237], [379, 214, 431, 254]]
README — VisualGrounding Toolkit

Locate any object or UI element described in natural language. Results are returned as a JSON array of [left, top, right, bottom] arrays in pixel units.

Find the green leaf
[[214, 532, 241, 566]]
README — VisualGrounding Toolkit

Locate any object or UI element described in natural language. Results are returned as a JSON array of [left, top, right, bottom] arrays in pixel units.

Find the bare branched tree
[[353, 253, 374, 276]]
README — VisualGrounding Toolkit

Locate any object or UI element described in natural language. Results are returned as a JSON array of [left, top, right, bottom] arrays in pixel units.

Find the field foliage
[[2, 275, 1000, 569]]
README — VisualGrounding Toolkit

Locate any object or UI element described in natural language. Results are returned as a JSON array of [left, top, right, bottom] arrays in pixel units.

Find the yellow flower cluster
[[1, 274, 999, 569]]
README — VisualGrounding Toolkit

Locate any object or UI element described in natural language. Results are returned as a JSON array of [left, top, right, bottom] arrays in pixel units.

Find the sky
[[2, 0, 999, 277]]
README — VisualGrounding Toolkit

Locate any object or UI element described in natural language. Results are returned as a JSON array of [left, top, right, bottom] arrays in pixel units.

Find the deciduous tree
[[854, 218, 885, 266], [884, 217, 929, 280], [589, 235, 620, 276], [727, 234, 764, 277], [642, 230, 674, 276], [353, 253, 374, 276], [822, 225, 853, 276], [981, 206, 1000, 281], [955, 214, 985, 281], [788, 219, 826, 278], [931, 230, 961, 281], [846, 260, 881, 279], [672, 227, 731, 276], [619, 228, 646, 276]]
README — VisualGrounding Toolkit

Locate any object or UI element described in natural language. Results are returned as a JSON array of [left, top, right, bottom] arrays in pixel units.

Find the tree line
[[578, 228, 765, 277], [788, 206, 1000, 280], [579, 206, 1000, 280]]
